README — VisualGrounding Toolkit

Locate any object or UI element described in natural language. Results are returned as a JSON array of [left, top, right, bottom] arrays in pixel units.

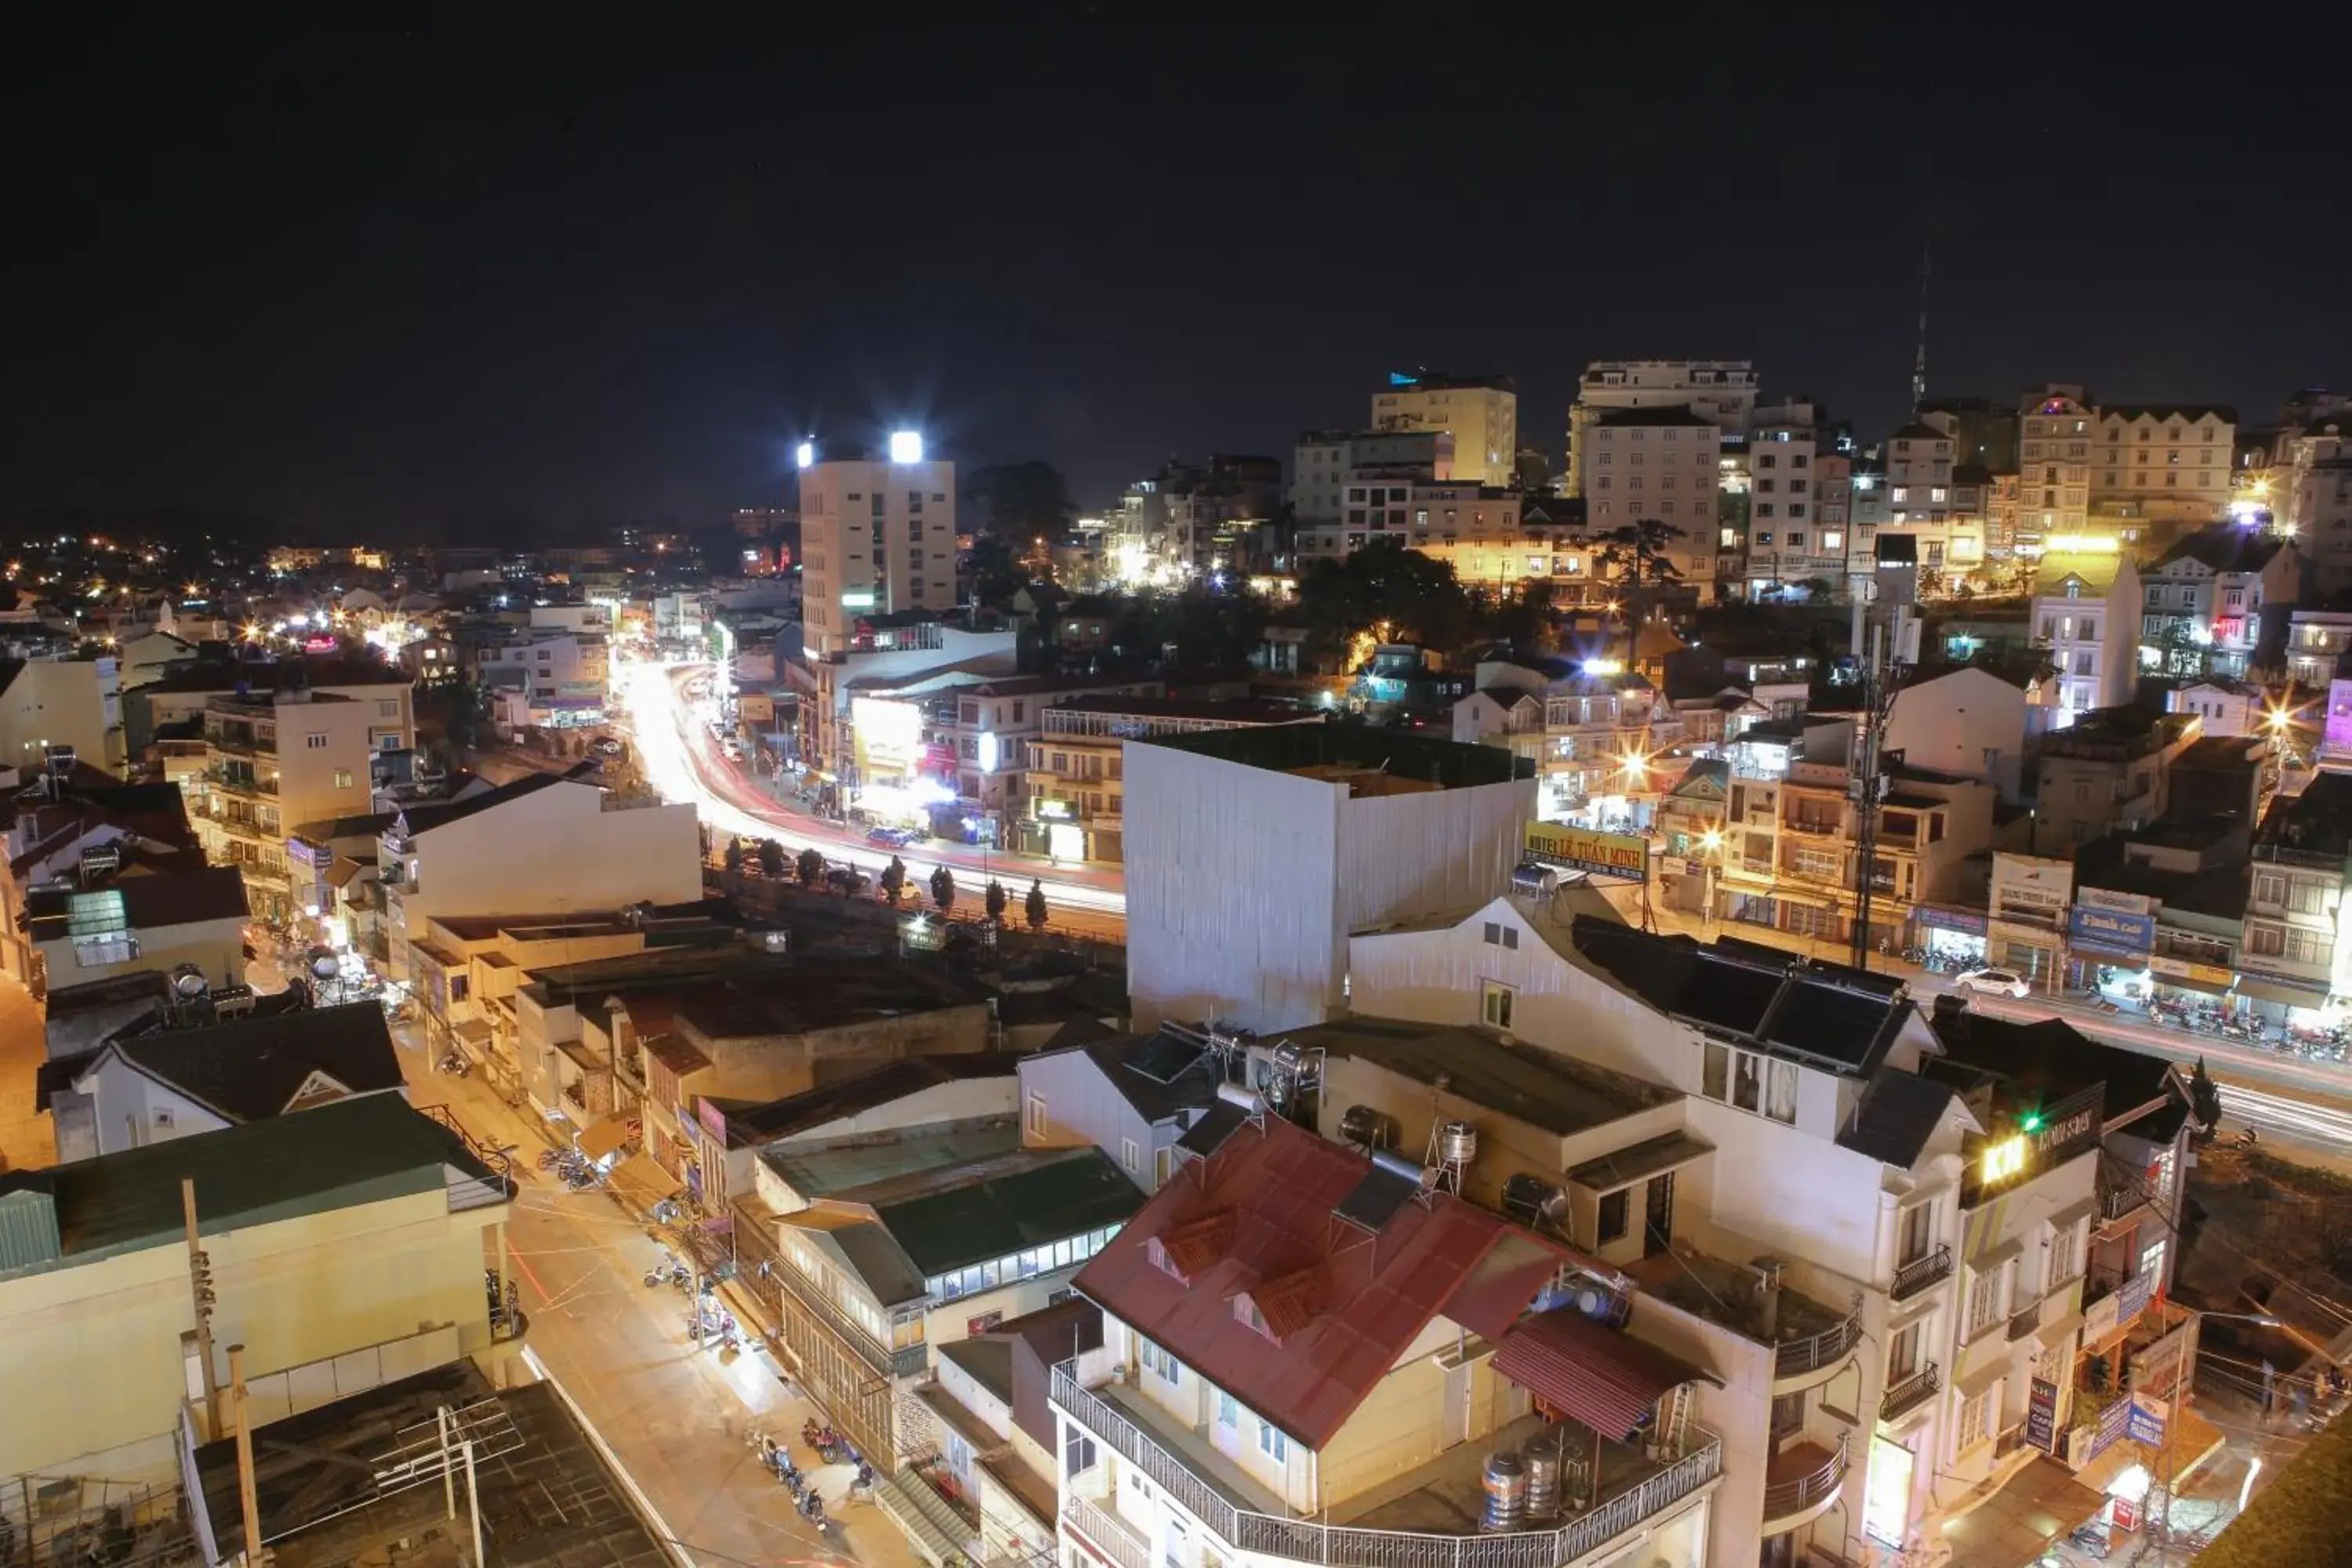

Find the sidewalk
[[393, 1026, 922, 1568]]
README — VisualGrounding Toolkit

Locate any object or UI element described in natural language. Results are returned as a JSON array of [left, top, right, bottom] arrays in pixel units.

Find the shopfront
[[2235, 971, 2337, 1027], [1915, 904, 1989, 967], [2068, 894, 2158, 1000], [2146, 954, 2240, 1012]]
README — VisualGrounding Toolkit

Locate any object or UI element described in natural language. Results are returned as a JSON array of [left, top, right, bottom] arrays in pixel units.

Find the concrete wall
[[0, 660, 120, 775], [0, 1187, 501, 1479], [1018, 1049, 1178, 1192], [37, 914, 246, 997], [1884, 669, 2027, 799]]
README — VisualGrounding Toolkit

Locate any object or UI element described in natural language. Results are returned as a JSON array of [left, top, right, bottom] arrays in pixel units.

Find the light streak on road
[[2216, 1082, 2352, 1149], [615, 659, 1127, 920]]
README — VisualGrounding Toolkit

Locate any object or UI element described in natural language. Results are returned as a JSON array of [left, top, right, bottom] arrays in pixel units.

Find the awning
[[1938, 1455, 2107, 1568], [577, 1115, 633, 1163], [2071, 939, 2154, 964], [2235, 975, 2332, 1008], [1566, 1133, 1715, 1192], [610, 1152, 681, 1209], [1493, 1309, 1719, 1443], [2151, 971, 2233, 998]]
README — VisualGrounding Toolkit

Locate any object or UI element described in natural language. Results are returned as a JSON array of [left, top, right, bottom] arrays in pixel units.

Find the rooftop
[[1589, 406, 1719, 430], [1281, 1015, 1676, 1137], [1136, 724, 1530, 790], [1073, 1112, 1574, 1449], [1925, 1000, 2189, 1134], [719, 1055, 1018, 1147], [0, 1094, 499, 1276], [2153, 525, 2287, 576], [518, 949, 985, 1037], [387, 766, 592, 838], [2255, 770, 2352, 862], [762, 1119, 1023, 1198], [24, 863, 249, 938], [1571, 916, 1914, 1079], [1041, 694, 1321, 725], [38, 1002, 402, 1123]]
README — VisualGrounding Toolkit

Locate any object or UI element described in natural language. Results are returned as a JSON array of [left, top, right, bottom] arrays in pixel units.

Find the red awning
[[1493, 1310, 1719, 1443]]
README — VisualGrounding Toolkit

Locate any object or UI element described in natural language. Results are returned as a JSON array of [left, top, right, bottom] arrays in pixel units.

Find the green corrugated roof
[[874, 1147, 1142, 1276], [0, 1094, 499, 1275]]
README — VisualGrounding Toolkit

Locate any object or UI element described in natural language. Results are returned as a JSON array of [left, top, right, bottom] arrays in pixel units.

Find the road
[[616, 659, 1128, 937], [396, 1033, 920, 1568]]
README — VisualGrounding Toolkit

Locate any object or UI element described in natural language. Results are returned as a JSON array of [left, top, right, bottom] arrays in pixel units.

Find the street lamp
[[1698, 826, 1724, 930]]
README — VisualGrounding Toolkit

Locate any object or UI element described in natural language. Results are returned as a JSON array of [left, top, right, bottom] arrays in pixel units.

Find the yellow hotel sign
[[1523, 822, 1648, 881]]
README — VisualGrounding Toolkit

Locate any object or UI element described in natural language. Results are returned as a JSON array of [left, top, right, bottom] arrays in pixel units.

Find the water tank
[[1511, 862, 1559, 898], [307, 947, 341, 981], [1271, 1040, 1319, 1089], [1215, 1081, 1261, 1112], [1479, 1452, 1527, 1532], [1338, 1104, 1395, 1152], [169, 963, 210, 1000], [1437, 1120, 1479, 1168], [1501, 1172, 1566, 1232], [1523, 1448, 1562, 1522]]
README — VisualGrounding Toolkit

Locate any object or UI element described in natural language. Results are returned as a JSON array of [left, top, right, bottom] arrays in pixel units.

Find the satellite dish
[[307, 946, 340, 981], [170, 964, 209, 999]]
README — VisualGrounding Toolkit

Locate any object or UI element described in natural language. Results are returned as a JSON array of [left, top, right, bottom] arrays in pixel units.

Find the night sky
[[3, 14, 2341, 538]]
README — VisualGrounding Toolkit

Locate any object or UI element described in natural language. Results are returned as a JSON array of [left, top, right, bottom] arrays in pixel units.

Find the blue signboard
[[2068, 903, 2156, 955], [2127, 1399, 2167, 1447], [1918, 905, 1988, 937], [2086, 1391, 2133, 1461]]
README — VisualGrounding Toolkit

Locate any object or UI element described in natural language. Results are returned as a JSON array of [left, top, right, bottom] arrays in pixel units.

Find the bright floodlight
[[795, 440, 815, 470], [888, 430, 924, 463]]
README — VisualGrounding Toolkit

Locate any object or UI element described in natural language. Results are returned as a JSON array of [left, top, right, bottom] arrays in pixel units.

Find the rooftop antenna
[[1910, 238, 1931, 416]]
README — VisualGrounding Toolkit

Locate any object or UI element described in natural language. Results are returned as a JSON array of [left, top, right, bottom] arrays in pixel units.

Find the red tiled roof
[[1071, 1115, 1569, 1449], [1491, 1309, 1719, 1443]]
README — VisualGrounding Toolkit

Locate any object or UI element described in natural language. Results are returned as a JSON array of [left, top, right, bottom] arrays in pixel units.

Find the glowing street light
[[888, 430, 925, 464]]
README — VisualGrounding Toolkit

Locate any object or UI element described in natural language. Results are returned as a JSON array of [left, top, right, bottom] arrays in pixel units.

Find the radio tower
[[1910, 241, 1931, 416]]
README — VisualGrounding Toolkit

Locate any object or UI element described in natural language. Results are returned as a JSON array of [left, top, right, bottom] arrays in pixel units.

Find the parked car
[[593, 736, 625, 757], [1952, 967, 2031, 999], [825, 865, 869, 896]]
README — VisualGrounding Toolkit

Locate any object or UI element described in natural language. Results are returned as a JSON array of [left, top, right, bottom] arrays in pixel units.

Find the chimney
[[1749, 1257, 1784, 1341]]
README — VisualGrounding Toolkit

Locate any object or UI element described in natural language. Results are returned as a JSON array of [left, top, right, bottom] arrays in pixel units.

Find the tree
[[929, 866, 956, 913], [985, 878, 1008, 923], [723, 838, 746, 874], [1024, 879, 1048, 931], [2190, 1056, 2223, 1142], [795, 847, 825, 887], [880, 855, 906, 906], [1593, 519, 1686, 669], [757, 839, 785, 878], [961, 462, 1076, 539], [1294, 539, 1476, 670]]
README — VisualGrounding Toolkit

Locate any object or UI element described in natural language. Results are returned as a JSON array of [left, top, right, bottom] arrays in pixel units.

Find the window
[[2049, 1218, 2085, 1285], [377, 699, 399, 717], [1482, 981, 1514, 1029], [1140, 1338, 1183, 1386], [1481, 920, 1518, 950], [1063, 1427, 1098, 1479], [1967, 1261, 2008, 1338], [1598, 1189, 1631, 1243], [450, 974, 470, 1004], [1257, 1419, 1289, 1465], [1957, 1386, 1991, 1454], [333, 768, 353, 789], [1121, 1137, 1140, 1173], [304, 734, 328, 750], [1704, 1045, 1797, 1125], [1025, 1094, 1047, 1138], [1217, 1392, 1240, 1433], [1888, 1320, 1921, 1383]]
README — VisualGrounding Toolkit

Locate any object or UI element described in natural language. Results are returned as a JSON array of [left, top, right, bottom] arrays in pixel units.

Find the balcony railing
[[768, 1252, 927, 1381], [1890, 1244, 1952, 1302], [1761, 1436, 1849, 1523], [1065, 1496, 1152, 1568], [1880, 1365, 1940, 1423], [2009, 1306, 2042, 1341], [1775, 1301, 1866, 1380], [2098, 1181, 2151, 1225], [1052, 1363, 1722, 1568]]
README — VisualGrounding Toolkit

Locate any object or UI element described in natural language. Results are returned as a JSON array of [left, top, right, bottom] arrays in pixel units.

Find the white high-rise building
[[1567, 360, 1757, 496], [797, 434, 956, 664]]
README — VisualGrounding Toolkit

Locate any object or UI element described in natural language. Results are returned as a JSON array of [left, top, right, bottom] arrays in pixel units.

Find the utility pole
[[229, 1344, 270, 1568], [183, 1178, 222, 1435], [1849, 543, 1921, 971]]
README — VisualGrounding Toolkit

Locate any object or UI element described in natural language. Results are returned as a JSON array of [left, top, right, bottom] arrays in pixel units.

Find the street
[[395, 1029, 922, 1568], [615, 659, 1129, 938]]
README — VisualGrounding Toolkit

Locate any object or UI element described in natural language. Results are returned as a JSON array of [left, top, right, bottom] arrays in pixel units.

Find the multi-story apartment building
[[2031, 539, 2142, 721], [1581, 408, 1722, 601], [481, 626, 611, 728], [1370, 371, 1517, 487], [127, 659, 413, 760], [1116, 456, 1286, 579], [2139, 526, 2302, 678], [789, 615, 1018, 784], [2030, 709, 2200, 855], [0, 655, 124, 775], [1020, 696, 1324, 864], [1290, 479, 1524, 572], [1862, 421, 1988, 589], [1917, 395, 2022, 473], [193, 689, 383, 923], [2092, 405, 2236, 523], [2278, 416, 2352, 593], [1566, 360, 1756, 496], [2288, 608, 2352, 688], [797, 434, 959, 760], [1742, 416, 1840, 597], [1054, 1105, 1725, 1568], [2018, 384, 2096, 543], [1701, 714, 1995, 952], [1289, 428, 1453, 524], [373, 768, 702, 982], [2243, 770, 2352, 1017], [21, 862, 249, 998]]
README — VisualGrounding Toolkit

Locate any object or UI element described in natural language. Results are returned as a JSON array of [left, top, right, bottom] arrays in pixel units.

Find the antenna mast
[[1910, 240, 1931, 416]]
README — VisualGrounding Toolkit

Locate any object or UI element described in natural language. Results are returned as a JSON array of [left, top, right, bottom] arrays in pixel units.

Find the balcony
[[1775, 1301, 1867, 1385], [1890, 1244, 1953, 1303], [2009, 1305, 2043, 1341], [202, 767, 278, 797], [1065, 1495, 1151, 1568], [768, 1250, 929, 1381], [1052, 1364, 1722, 1568], [2097, 1180, 2151, 1232], [1783, 817, 1842, 838], [1879, 1364, 1940, 1424], [1759, 1436, 1849, 1534]]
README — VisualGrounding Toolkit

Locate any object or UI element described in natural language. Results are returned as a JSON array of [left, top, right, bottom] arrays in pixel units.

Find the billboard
[[2068, 902, 2156, 955], [1523, 822, 1647, 881], [851, 696, 924, 779]]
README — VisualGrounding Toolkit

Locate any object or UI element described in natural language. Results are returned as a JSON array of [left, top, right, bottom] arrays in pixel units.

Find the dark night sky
[[3, 13, 2344, 537]]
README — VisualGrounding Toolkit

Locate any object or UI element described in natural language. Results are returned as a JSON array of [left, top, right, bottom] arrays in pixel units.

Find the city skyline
[[3, 16, 2341, 535]]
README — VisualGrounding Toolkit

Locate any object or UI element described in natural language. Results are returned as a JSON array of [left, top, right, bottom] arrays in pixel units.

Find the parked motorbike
[[800, 1492, 828, 1529], [439, 1051, 469, 1076]]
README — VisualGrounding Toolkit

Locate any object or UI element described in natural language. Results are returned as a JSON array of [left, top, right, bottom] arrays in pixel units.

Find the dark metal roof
[[870, 1146, 1142, 1276], [25, 864, 249, 937], [1837, 1068, 1960, 1168], [720, 1056, 1017, 1147], [1923, 1002, 2183, 1130], [1491, 1309, 1719, 1444], [93, 1002, 402, 1123]]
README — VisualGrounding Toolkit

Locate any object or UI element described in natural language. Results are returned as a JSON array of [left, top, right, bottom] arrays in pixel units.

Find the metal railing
[[1890, 1244, 1952, 1302], [767, 1249, 920, 1380], [1774, 1301, 1865, 1380], [1880, 1365, 1939, 1423], [1051, 1363, 1722, 1568], [2009, 1306, 2042, 1341], [2098, 1181, 2150, 1224], [1761, 1436, 1849, 1523], [1065, 1496, 1152, 1568]]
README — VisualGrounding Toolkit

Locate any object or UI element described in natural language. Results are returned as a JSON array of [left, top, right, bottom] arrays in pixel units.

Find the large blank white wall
[[1125, 742, 1535, 1033]]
